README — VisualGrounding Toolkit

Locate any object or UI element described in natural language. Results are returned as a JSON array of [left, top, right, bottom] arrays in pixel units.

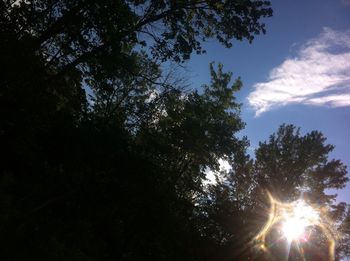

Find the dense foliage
[[203, 125, 350, 260], [1, 1, 349, 260]]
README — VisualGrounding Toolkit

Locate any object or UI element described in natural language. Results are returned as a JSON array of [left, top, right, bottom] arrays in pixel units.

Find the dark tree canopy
[[1, 0, 273, 88], [1, 0, 350, 261], [202, 124, 349, 260], [253, 125, 348, 201]]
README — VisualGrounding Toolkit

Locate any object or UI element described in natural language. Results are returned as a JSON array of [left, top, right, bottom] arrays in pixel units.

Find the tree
[[254, 125, 346, 198], [1, 0, 273, 147], [1, 0, 273, 193], [2, 0, 272, 67], [200, 124, 350, 260], [137, 63, 246, 191], [0, 56, 249, 260], [252, 124, 349, 260], [7, 1, 349, 260]]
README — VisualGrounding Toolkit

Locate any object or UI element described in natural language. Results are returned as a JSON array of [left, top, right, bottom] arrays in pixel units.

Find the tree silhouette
[[201, 124, 350, 260], [1, 1, 349, 260]]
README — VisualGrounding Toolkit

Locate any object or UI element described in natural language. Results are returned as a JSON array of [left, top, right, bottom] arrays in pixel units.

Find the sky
[[185, 0, 350, 202]]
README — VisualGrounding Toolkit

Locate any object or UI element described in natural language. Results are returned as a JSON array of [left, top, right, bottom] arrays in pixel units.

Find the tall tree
[[200, 124, 349, 260], [1, 0, 272, 124], [252, 124, 349, 260]]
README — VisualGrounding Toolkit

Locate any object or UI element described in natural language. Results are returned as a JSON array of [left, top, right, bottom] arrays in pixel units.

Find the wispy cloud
[[247, 28, 350, 116]]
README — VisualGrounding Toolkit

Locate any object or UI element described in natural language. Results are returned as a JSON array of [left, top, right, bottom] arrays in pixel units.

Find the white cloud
[[247, 28, 350, 116]]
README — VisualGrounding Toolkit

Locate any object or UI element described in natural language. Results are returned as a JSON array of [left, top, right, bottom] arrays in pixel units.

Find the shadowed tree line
[[1, 1, 349, 260]]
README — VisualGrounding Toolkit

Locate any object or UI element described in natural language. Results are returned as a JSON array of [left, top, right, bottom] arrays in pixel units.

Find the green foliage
[[1, 1, 350, 261], [254, 124, 348, 203], [1, 0, 272, 81], [202, 124, 350, 260]]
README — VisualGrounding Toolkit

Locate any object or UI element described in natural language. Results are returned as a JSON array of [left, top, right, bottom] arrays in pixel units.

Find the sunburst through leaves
[[255, 192, 338, 261]]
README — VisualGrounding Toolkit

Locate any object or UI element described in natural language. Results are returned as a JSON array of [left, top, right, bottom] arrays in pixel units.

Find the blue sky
[[186, 0, 350, 202]]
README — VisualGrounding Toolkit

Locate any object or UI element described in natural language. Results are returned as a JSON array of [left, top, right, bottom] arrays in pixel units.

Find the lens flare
[[281, 200, 319, 241], [254, 192, 338, 261], [282, 216, 306, 241]]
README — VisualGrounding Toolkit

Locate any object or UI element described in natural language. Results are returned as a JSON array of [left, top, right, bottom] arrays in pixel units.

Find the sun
[[282, 216, 307, 241], [281, 201, 319, 241], [281, 200, 319, 241], [254, 193, 337, 260]]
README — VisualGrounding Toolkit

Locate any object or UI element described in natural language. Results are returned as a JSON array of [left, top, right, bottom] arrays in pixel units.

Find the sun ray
[[254, 191, 338, 261]]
